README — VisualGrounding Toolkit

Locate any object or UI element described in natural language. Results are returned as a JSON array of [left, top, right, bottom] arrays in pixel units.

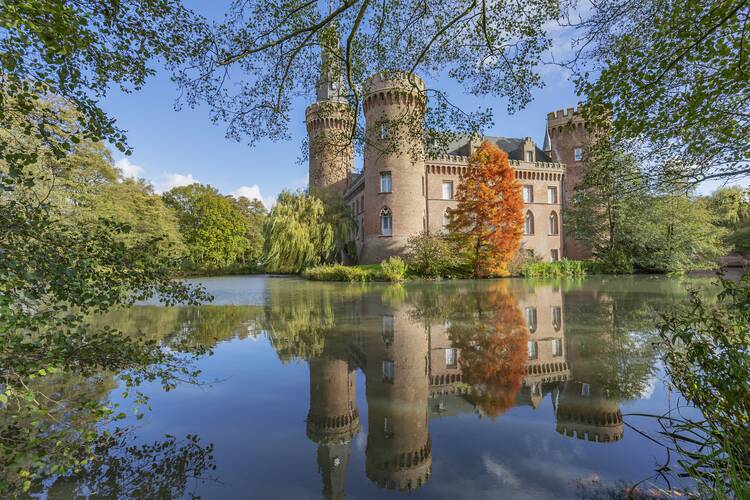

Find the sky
[[101, 2, 740, 208]]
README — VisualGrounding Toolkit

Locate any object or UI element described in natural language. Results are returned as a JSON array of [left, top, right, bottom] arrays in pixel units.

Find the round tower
[[364, 307, 431, 491], [360, 72, 427, 264], [554, 381, 624, 443], [306, 356, 360, 500]]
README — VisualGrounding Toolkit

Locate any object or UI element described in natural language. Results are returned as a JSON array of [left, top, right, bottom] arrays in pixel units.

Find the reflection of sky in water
[[78, 275, 717, 498]]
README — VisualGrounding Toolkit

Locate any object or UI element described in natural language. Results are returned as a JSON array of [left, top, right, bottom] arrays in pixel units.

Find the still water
[[47, 274, 718, 499]]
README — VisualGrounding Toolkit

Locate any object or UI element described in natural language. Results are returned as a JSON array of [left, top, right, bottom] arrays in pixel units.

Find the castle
[[306, 46, 591, 264]]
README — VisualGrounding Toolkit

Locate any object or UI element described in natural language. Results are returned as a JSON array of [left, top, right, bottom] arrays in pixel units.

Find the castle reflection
[[293, 280, 631, 497]]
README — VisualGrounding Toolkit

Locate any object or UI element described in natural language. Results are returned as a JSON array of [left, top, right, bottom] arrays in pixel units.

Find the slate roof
[[442, 135, 553, 163]]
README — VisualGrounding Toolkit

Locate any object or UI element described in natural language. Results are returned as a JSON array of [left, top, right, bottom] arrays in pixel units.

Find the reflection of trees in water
[[442, 282, 529, 419], [43, 432, 215, 499]]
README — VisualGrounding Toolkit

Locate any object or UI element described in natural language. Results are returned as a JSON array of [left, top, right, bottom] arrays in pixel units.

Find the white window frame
[[574, 148, 583, 161], [528, 341, 538, 360], [445, 348, 457, 368], [523, 185, 534, 203], [547, 186, 558, 204], [380, 207, 392, 236], [442, 180, 454, 200], [380, 171, 392, 193], [526, 150, 534, 162], [382, 359, 395, 382], [549, 212, 559, 235], [552, 339, 563, 357], [524, 211, 534, 235]]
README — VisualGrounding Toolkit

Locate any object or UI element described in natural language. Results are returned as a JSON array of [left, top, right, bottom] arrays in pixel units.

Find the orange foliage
[[448, 282, 528, 419], [448, 141, 524, 277]]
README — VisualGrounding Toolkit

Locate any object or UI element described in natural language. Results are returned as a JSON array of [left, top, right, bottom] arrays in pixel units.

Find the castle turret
[[364, 306, 432, 491], [359, 72, 427, 264], [547, 106, 592, 259], [306, 357, 360, 500], [306, 30, 354, 192], [554, 381, 624, 443]]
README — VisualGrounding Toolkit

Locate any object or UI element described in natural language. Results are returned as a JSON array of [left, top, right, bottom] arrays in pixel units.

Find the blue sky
[[102, 2, 737, 206]]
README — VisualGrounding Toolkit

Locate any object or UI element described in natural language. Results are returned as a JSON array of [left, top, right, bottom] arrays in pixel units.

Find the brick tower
[[547, 106, 591, 259], [364, 305, 432, 491], [306, 356, 360, 500], [359, 72, 427, 264], [306, 32, 354, 192]]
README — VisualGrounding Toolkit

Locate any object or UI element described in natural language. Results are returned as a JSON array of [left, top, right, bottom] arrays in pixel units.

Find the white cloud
[[230, 184, 276, 208], [154, 172, 198, 193], [115, 158, 144, 179], [482, 454, 521, 488]]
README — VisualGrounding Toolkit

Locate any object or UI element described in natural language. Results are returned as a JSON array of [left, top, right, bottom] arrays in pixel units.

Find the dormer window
[[526, 151, 534, 162]]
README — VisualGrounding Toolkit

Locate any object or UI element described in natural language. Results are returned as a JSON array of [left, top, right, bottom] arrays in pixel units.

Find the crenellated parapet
[[362, 72, 426, 113], [306, 408, 361, 444], [366, 436, 432, 491], [555, 381, 624, 443]]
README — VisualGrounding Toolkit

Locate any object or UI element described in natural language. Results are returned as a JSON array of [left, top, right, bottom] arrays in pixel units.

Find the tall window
[[523, 185, 534, 203], [526, 150, 534, 162], [380, 172, 392, 193], [574, 147, 583, 161], [442, 211, 450, 230], [380, 124, 389, 139], [442, 181, 453, 200], [525, 307, 537, 333], [552, 339, 563, 357], [549, 212, 559, 235], [382, 315, 394, 345], [380, 207, 392, 236], [524, 211, 535, 235], [547, 186, 558, 204], [552, 306, 562, 330], [551, 249, 559, 261], [382, 360, 395, 382], [445, 348, 457, 368], [528, 341, 538, 360]]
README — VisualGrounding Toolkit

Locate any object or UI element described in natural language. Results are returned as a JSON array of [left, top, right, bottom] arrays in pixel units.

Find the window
[[552, 339, 563, 357], [528, 341, 538, 360], [382, 315, 394, 345], [574, 147, 583, 161], [524, 211, 535, 235], [442, 181, 453, 200], [549, 212, 559, 235], [523, 185, 534, 203], [382, 359, 395, 382], [551, 249, 559, 262], [525, 307, 537, 333], [380, 207, 392, 236], [380, 124, 389, 139], [547, 186, 558, 204], [552, 306, 562, 330], [445, 348, 457, 368], [442, 211, 450, 230], [526, 150, 534, 162], [383, 417, 393, 438], [380, 172, 392, 193], [581, 383, 590, 397]]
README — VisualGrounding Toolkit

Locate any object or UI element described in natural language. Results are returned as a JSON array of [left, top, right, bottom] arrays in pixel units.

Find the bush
[[303, 264, 395, 281], [520, 258, 587, 278], [406, 232, 466, 278], [380, 257, 408, 282]]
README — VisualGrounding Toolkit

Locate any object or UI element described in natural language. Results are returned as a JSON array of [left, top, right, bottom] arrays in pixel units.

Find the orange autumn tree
[[448, 141, 524, 277]]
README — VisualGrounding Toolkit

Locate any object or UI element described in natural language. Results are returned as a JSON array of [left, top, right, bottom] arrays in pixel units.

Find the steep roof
[[443, 135, 553, 162]]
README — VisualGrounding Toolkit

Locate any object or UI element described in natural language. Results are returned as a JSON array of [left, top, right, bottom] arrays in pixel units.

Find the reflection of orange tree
[[448, 282, 528, 419]]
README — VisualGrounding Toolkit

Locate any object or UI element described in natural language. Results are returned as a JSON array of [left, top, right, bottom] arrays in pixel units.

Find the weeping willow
[[262, 190, 354, 273]]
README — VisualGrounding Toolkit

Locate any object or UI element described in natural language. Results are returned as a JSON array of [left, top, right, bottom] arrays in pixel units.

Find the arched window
[[524, 211, 534, 235], [442, 210, 450, 230], [549, 212, 559, 235], [380, 207, 392, 236]]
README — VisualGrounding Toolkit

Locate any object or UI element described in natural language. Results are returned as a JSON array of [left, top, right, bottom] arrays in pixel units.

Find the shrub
[[302, 264, 384, 282], [380, 257, 408, 282], [520, 258, 587, 278], [406, 232, 465, 278]]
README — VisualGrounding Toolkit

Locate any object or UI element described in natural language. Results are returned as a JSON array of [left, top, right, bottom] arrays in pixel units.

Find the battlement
[[510, 159, 566, 171], [306, 408, 361, 445], [364, 71, 426, 95], [426, 154, 469, 165]]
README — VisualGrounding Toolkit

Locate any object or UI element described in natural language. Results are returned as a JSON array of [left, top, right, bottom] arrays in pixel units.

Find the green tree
[[163, 184, 250, 271], [568, 0, 750, 186], [262, 190, 354, 273], [231, 196, 267, 269], [704, 187, 750, 255]]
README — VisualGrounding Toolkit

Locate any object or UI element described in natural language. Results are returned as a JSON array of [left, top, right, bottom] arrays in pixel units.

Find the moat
[[44, 274, 720, 498]]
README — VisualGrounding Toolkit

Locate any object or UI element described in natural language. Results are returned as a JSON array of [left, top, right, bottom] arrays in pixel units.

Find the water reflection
[[249, 277, 673, 496], [52, 275, 698, 497]]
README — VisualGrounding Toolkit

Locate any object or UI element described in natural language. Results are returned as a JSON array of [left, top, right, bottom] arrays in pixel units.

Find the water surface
[[46, 274, 719, 499]]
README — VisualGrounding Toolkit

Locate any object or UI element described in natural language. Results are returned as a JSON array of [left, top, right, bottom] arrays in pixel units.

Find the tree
[[262, 190, 353, 273], [447, 141, 524, 277], [162, 184, 251, 271], [704, 187, 750, 255], [309, 187, 357, 263], [405, 232, 464, 278], [231, 196, 267, 269], [566, 0, 750, 186]]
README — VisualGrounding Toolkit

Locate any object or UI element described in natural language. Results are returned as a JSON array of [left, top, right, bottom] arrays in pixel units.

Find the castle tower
[[554, 381, 624, 443], [547, 106, 592, 259], [359, 72, 427, 264], [306, 357, 360, 500], [364, 307, 432, 491], [306, 30, 355, 192]]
